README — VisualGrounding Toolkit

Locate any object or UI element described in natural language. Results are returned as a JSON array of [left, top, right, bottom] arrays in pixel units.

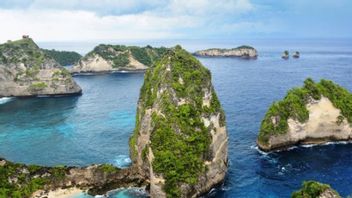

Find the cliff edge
[[0, 38, 81, 97], [258, 78, 352, 151], [129, 45, 228, 197]]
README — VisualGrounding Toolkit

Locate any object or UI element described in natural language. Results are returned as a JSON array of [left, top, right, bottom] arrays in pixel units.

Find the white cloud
[[0, 0, 256, 42]]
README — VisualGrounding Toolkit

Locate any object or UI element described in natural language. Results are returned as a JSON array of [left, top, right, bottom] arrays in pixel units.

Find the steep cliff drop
[[130, 45, 228, 197], [258, 78, 352, 152], [0, 37, 81, 97]]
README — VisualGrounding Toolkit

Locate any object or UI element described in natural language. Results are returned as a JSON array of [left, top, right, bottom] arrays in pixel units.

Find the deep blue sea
[[1, 39, 352, 197]]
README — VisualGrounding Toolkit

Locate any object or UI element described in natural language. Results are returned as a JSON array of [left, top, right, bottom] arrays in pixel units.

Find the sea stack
[[293, 51, 300, 58], [129, 46, 228, 197], [257, 78, 352, 151], [282, 50, 289, 59], [72, 44, 168, 73], [291, 181, 341, 198], [0, 37, 81, 97], [194, 45, 257, 58]]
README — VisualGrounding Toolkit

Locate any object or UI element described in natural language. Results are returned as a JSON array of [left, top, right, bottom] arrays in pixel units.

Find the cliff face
[[130, 46, 228, 197], [0, 38, 81, 97], [258, 78, 352, 151], [72, 44, 168, 73], [291, 181, 341, 198], [194, 45, 257, 58]]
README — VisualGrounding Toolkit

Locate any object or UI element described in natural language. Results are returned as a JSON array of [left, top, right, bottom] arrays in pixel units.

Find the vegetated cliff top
[[258, 78, 352, 145], [42, 49, 82, 66], [83, 44, 169, 68], [291, 181, 341, 198], [0, 38, 59, 68], [130, 45, 227, 197]]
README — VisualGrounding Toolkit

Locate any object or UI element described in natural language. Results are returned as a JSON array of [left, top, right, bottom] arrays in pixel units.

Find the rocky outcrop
[[258, 78, 352, 151], [291, 181, 341, 198], [0, 38, 81, 97], [194, 45, 257, 58], [0, 158, 145, 198], [129, 46, 228, 197], [72, 44, 168, 73], [282, 50, 289, 59]]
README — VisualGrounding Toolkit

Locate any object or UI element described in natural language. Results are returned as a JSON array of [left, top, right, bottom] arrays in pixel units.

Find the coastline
[[256, 139, 352, 154], [31, 187, 84, 198]]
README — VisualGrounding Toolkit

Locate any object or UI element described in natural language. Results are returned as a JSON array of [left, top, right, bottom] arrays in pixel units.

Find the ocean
[[0, 39, 352, 197]]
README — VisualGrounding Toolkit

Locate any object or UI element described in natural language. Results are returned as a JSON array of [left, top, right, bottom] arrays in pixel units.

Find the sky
[[0, 0, 351, 42]]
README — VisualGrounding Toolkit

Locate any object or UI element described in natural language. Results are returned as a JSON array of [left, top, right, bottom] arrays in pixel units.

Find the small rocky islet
[[258, 78, 352, 152], [193, 45, 258, 58], [0, 37, 81, 97], [292, 181, 341, 198]]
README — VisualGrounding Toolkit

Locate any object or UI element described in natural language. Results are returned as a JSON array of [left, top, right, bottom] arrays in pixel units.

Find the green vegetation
[[131, 46, 225, 197], [0, 160, 67, 198], [86, 44, 168, 68], [0, 38, 49, 67], [98, 164, 119, 174], [291, 181, 340, 198], [43, 49, 82, 66], [52, 68, 71, 78], [29, 82, 47, 91], [259, 78, 352, 145]]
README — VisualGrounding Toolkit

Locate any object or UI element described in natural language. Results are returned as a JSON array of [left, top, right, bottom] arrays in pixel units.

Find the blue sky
[[0, 0, 351, 42]]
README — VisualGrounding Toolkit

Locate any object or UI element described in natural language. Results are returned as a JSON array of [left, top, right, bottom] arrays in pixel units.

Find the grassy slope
[[0, 38, 50, 67], [42, 49, 82, 66], [258, 78, 352, 145]]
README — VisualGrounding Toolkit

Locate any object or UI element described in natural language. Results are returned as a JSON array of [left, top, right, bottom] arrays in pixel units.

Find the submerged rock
[[257, 78, 352, 151], [130, 45, 228, 197], [0, 37, 81, 97], [72, 44, 168, 73], [194, 45, 257, 58], [291, 181, 341, 198]]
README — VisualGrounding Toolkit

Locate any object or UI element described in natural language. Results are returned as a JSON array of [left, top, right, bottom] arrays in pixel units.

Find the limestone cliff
[[291, 181, 341, 198], [72, 44, 168, 73], [0, 38, 81, 97], [258, 78, 352, 151], [194, 45, 257, 58], [130, 46, 228, 197]]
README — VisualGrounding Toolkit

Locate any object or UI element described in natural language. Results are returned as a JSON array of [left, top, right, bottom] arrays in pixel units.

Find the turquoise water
[[1, 39, 352, 197]]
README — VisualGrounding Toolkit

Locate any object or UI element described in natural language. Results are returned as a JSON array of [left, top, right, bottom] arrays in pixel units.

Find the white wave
[[0, 97, 14, 105], [113, 155, 132, 168]]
